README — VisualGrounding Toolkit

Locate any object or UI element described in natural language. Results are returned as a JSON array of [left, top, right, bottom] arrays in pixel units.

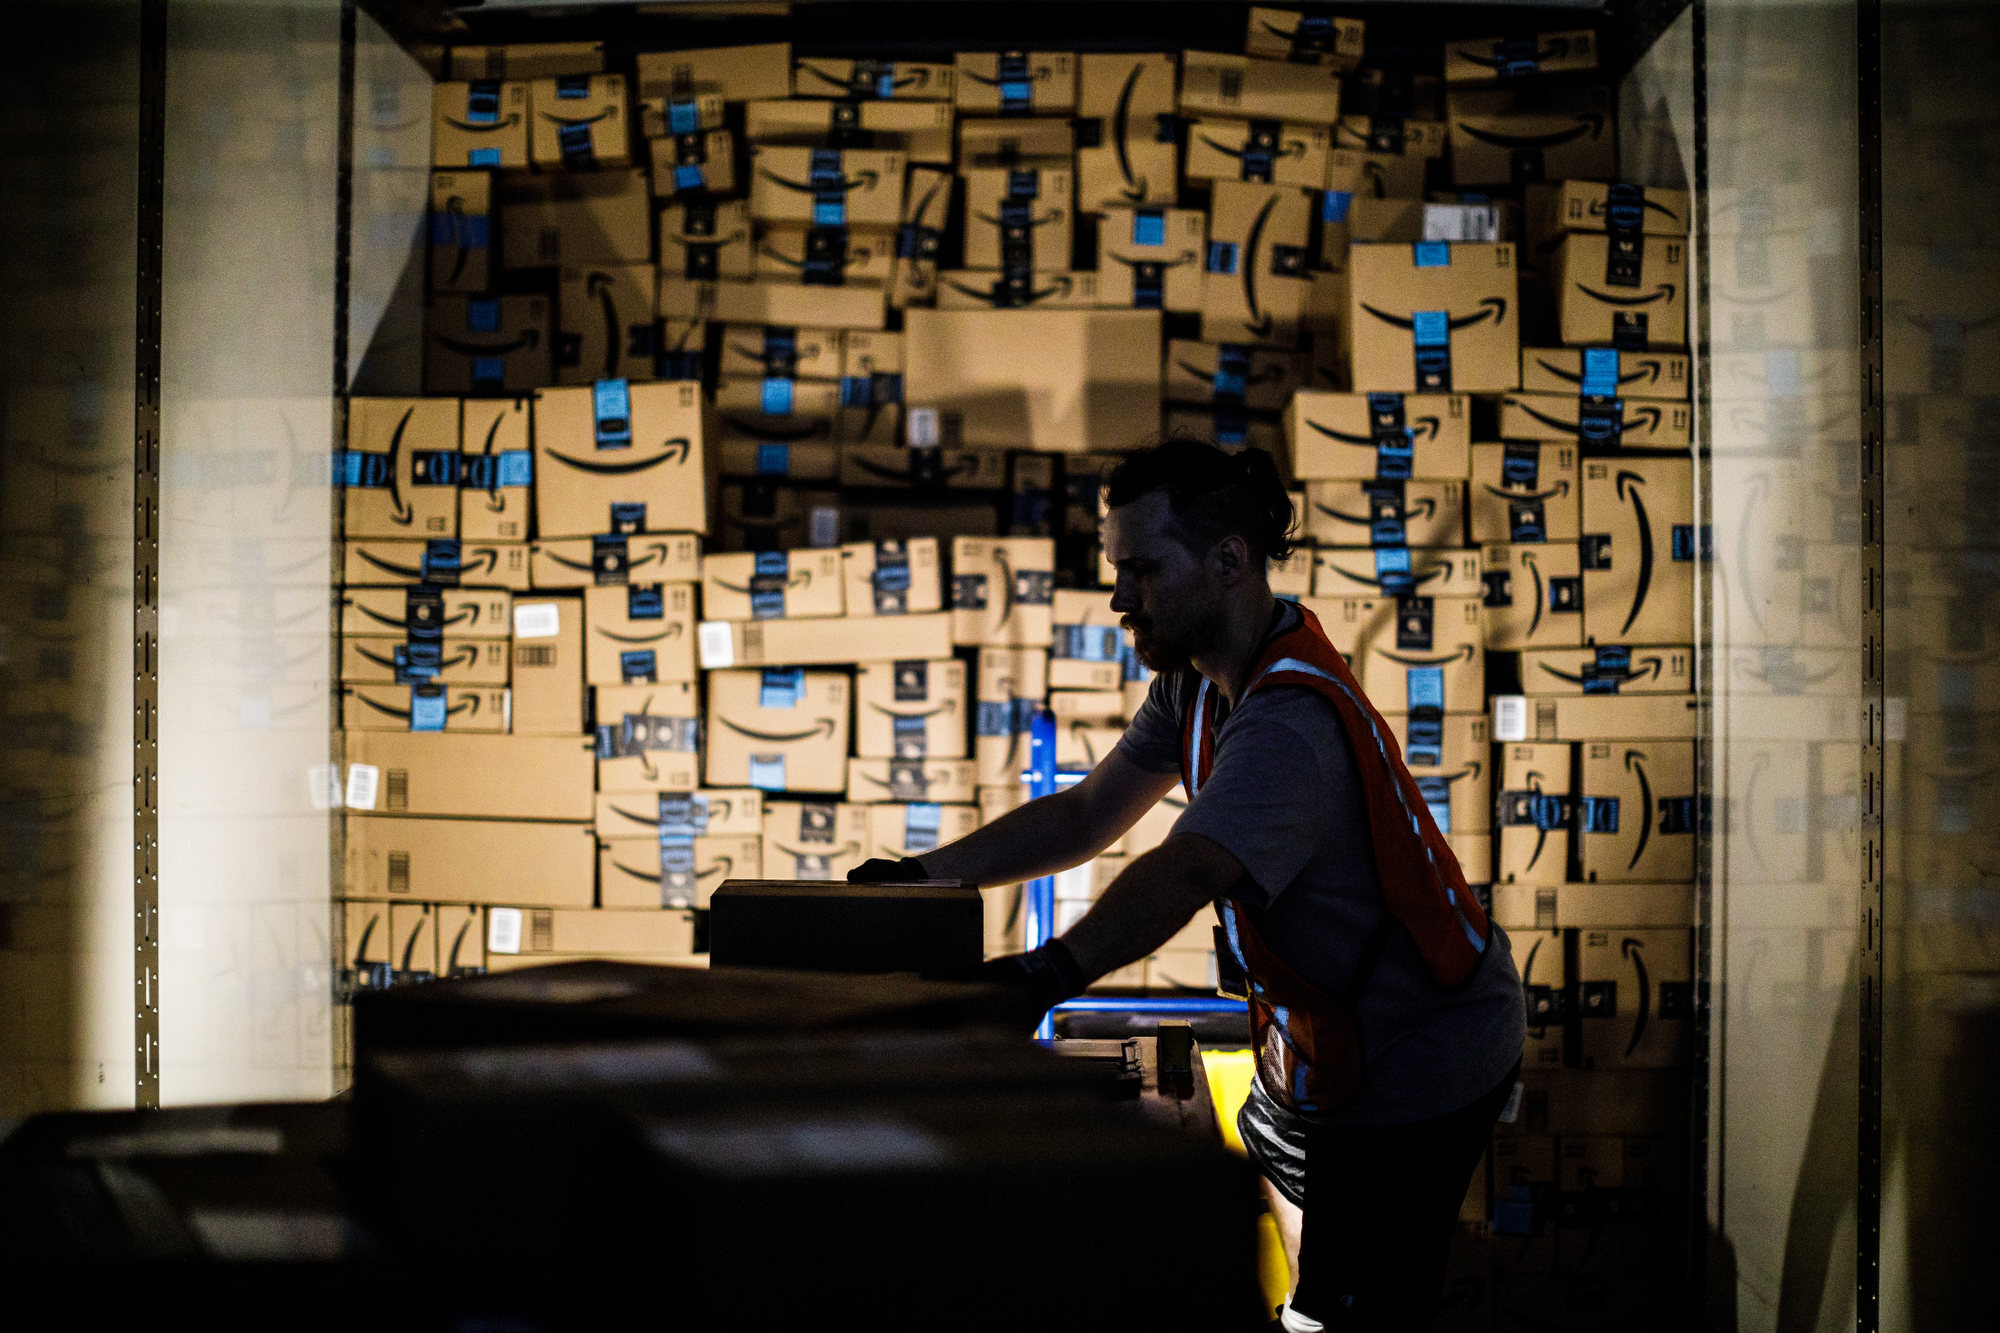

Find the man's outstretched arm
[[1059, 832, 1245, 981]]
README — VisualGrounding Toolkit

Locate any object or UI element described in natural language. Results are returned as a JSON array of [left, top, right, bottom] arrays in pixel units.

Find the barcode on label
[[906, 406, 941, 448], [388, 852, 410, 895], [514, 602, 561, 639], [1422, 204, 1501, 243], [1491, 695, 1528, 743], [487, 906, 523, 955], [515, 645, 557, 667], [344, 764, 380, 811], [698, 621, 736, 669]]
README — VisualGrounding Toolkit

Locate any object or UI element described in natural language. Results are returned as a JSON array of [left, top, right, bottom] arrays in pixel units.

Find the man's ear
[[1210, 533, 1252, 585]]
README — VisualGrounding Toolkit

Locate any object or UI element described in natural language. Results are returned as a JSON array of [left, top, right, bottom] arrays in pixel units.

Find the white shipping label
[[514, 602, 561, 639], [809, 506, 841, 549], [1491, 695, 1528, 743], [344, 764, 381, 811], [698, 621, 736, 669], [906, 406, 941, 448], [487, 907, 524, 955]]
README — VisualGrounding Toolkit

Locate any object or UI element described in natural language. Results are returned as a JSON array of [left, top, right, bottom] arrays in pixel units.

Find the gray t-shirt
[[1111, 606, 1525, 1125]]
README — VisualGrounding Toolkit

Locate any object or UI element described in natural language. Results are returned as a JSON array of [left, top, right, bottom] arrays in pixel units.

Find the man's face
[[1104, 491, 1225, 673]]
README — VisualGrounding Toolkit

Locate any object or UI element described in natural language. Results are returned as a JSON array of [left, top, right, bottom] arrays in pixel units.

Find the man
[[851, 438, 1524, 1330]]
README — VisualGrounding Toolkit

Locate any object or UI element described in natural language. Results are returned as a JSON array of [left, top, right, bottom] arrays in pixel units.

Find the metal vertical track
[[1684, 1, 1716, 1319], [133, 0, 167, 1112], [329, 0, 358, 1089], [1854, 0, 1886, 1327]]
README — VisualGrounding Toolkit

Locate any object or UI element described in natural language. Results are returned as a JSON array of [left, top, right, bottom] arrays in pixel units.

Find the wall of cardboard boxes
[[335, 15, 1697, 1318]]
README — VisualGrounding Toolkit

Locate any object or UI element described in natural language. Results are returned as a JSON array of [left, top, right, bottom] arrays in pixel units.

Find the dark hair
[[1103, 435, 1297, 566]]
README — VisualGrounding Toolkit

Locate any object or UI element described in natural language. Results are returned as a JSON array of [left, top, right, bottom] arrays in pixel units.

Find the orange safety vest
[[1179, 602, 1492, 1117]]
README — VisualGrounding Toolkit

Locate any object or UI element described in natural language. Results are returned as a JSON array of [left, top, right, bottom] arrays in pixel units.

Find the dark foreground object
[[1, 963, 1261, 1330], [706, 877, 985, 975]]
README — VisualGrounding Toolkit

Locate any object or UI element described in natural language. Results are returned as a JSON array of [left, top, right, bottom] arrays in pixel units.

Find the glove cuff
[[1035, 938, 1089, 1005]]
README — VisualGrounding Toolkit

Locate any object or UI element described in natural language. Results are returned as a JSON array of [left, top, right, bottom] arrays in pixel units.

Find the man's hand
[[963, 939, 1088, 1030], [847, 856, 930, 884]]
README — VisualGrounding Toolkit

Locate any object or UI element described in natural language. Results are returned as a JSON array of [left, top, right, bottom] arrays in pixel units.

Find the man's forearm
[[1058, 843, 1218, 981], [916, 788, 1110, 889]]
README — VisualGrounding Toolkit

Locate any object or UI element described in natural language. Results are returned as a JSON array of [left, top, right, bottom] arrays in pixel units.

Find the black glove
[[847, 856, 930, 884], [967, 938, 1089, 1029]]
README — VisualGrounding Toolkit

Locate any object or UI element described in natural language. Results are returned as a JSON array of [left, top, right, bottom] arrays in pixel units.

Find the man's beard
[[1125, 616, 1199, 674]]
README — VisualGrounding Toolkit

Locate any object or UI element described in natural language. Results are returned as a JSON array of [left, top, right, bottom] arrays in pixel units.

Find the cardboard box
[[1444, 30, 1598, 83], [1490, 882, 1694, 932], [529, 533, 703, 589], [435, 903, 485, 975], [841, 538, 944, 615], [1549, 181, 1689, 238], [340, 634, 510, 687], [486, 906, 699, 960], [666, 277, 889, 331], [1324, 143, 1429, 201], [1578, 928, 1692, 1069], [1350, 594, 1485, 714], [529, 73, 630, 169], [847, 757, 980, 805], [583, 582, 697, 686], [555, 263, 657, 384], [1469, 442, 1580, 545], [1552, 234, 1688, 350], [593, 788, 765, 841], [1288, 391, 1471, 481], [648, 129, 735, 197], [974, 647, 1048, 786], [1243, 8, 1365, 68], [345, 815, 596, 906], [595, 680, 702, 792], [1332, 115, 1448, 161], [748, 146, 906, 227], [854, 658, 968, 760], [744, 98, 955, 164], [754, 224, 897, 287], [954, 51, 1076, 114], [951, 536, 1056, 647], [1381, 711, 1491, 835], [762, 801, 871, 880], [1480, 543, 1585, 651], [957, 116, 1075, 167], [1580, 457, 1694, 645], [1056, 719, 1125, 772], [1446, 85, 1615, 188], [341, 732, 596, 820], [509, 596, 585, 734], [424, 296, 551, 395], [697, 612, 953, 669], [1185, 117, 1330, 190], [792, 58, 956, 102], [534, 381, 709, 539], [1519, 646, 1692, 697], [452, 42, 604, 81], [1075, 53, 1178, 210], [1497, 741, 1571, 885], [1510, 929, 1566, 1071], [343, 684, 509, 733], [715, 480, 839, 550], [499, 169, 651, 269], [429, 171, 492, 294], [1348, 242, 1518, 393], [702, 547, 845, 622], [714, 380, 842, 451], [1500, 391, 1690, 451], [716, 324, 844, 382], [341, 586, 512, 639], [348, 536, 532, 588], [932, 270, 1104, 310], [1302, 479, 1466, 548], [1049, 689, 1129, 727], [655, 317, 708, 383], [892, 164, 954, 308], [457, 398, 533, 541], [342, 398, 460, 540], [1577, 741, 1695, 883], [1049, 590, 1129, 691], [1096, 207, 1206, 313], [705, 668, 850, 792], [908, 308, 1160, 454], [865, 802, 981, 860], [636, 42, 793, 107], [1200, 182, 1313, 349], [1491, 693, 1701, 744], [432, 80, 529, 169], [1179, 50, 1342, 122], [659, 199, 752, 283], [1312, 546, 1482, 599], [599, 834, 762, 910], [1164, 340, 1306, 410]]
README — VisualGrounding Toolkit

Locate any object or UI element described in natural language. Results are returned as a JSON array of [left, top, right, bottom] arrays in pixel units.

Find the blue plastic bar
[[1054, 996, 1249, 1017], [1023, 705, 1061, 1039]]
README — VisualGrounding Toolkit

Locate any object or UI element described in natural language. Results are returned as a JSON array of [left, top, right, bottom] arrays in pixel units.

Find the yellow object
[[1204, 1046, 1256, 1155], [1257, 1211, 1292, 1318]]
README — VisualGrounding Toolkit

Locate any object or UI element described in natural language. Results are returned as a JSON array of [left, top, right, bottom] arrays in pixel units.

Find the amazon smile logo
[[868, 699, 957, 720], [432, 329, 540, 357], [1615, 470, 1654, 634], [595, 624, 684, 644], [354, 643, 481, 673], [795, 61, 931, 94], [543, 439, 690, 474], [720, 415, 830, 441], [712, 569, 813, 595], [757, 166, 880, 194], [538, 107, 616, 129], [1377, 643, 1476, 668], [1111, 62, 1150, 200], [1315, 496, 1437, 525], [541, 541, 679, 575], [716, 716, 837, 744], [443, 112, 520, 134], [1576, 282, 1677, 308], [1455, 114, 1605, 150], [1511, 399, 1662, 438], [1536, 655, 1661, 689], [352, 689, 482, 722], [1361, 298, 1508, 333], [1534, 355, 1664, 389], [941, 273, 1074, 305], [1306, 416, 1441, 446], [1456, 38, 1578, 72]]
